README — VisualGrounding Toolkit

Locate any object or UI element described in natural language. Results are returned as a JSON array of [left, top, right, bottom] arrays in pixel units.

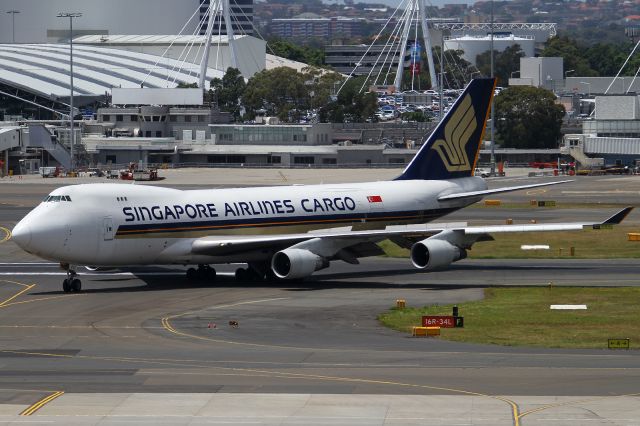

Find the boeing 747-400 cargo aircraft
[[11, 78, 632, 291]]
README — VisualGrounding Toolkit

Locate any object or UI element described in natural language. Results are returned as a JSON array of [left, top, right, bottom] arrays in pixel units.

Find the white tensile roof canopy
[[0, 43, 223, 100]]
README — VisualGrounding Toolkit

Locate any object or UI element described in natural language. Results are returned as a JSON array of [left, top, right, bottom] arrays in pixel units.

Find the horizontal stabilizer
[[438, 180, 573, 202]]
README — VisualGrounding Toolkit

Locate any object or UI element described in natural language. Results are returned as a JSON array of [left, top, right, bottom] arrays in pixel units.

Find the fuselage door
[[103, 217, 115, 241]]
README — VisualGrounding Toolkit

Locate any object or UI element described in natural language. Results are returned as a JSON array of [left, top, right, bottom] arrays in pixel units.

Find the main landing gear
[[186, 264, 216, 281], [62, 268, 82, 293], [235, 263, 279, 282]]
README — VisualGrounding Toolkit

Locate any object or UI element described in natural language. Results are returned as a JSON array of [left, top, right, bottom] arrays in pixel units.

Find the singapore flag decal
[[367, 195, 383, 203]]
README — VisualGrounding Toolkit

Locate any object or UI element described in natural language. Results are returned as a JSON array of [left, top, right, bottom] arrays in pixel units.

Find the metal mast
[[394, 0, 438, 92], [199, 1, 217, 89], [393, 3, 414, 91], [418, 0, 438, 91], [198, 0, 237, 89], [489, 0, 496, 175], [57, 12, 82, 173], [222, 0, 238, 69]]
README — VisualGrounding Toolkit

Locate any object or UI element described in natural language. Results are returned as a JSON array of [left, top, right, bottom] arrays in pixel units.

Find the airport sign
[[608, 338, 630, 349], [422, 315, 464, 328]]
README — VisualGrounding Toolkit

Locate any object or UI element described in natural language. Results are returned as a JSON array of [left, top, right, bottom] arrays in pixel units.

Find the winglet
[[602, 206, 633, 225]]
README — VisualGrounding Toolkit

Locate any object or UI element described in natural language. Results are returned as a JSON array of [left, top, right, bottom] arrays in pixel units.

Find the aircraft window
[[50, 196, 61, 202], [65, 196, 72, 202], [43, 196, 51, 202]]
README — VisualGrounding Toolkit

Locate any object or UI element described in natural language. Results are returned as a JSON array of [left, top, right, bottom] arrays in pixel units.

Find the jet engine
[[410, 238, 466, 270], [84, 266, 119, 272], [271, 248, 329, 279]]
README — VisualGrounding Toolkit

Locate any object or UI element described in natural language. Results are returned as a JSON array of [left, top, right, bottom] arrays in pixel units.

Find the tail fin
[[396, 78, 496, 181]]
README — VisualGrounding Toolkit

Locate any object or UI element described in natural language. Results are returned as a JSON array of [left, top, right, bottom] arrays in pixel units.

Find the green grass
[[378, 225, 640, 259], [378, 287, 640, 349]]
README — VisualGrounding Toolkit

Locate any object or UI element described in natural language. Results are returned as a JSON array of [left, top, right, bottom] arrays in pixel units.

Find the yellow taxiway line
[[20, 391, 64, 416], [0, 226, 11, 244], [0, 279, 35, 308]]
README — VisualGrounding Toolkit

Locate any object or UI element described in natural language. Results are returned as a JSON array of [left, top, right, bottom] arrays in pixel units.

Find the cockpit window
[[43, 195, 72, 203]]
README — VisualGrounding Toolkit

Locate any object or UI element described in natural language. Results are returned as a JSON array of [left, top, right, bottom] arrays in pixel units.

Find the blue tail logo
[[396, 78, 495, 181]]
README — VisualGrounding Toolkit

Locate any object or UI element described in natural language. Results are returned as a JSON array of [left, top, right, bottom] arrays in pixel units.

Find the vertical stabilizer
[[396, 78, 496, 181]]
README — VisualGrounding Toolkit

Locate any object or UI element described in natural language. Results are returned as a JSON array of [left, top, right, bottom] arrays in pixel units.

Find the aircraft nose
[[11, 221, 32, 249]]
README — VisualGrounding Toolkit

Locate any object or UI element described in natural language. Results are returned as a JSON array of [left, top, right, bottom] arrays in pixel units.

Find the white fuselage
[[12, 177, 486, 266]]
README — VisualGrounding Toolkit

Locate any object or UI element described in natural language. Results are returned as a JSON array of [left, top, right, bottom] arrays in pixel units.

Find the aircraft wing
[[190, 223, 467, 257], [438, 180, 573, 201], [462, 206, 632, 234], [191, 207, 632, 257]]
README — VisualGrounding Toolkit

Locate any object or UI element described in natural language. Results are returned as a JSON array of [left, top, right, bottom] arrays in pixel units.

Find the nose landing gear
[[61, 265, 82, 292]]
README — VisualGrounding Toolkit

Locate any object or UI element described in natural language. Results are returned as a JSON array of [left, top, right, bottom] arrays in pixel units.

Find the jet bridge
[[0, 127, 20, 176]]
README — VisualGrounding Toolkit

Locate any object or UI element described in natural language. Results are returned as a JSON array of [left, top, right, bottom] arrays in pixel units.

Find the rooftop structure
[[74, 34, 266, 80], [0, 43, 223, 103], [444, 34, 536, 67], [0, 0, 201, 44]]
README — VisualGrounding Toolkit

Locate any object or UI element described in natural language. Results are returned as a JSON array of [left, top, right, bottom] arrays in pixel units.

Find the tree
[[540, 36, 597, 77], [585, 43, 640, 77], [242, 67, 311, 121], [210, 67, 246, 120], [434, 47, 475, 89], [476, 44, 525, 86], [494, 86, 565, 149], [268, 38, 325, 67], [318, 76, 377, 123]]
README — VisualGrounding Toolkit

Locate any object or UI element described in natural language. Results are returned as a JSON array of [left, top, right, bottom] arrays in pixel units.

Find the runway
[[0, 173, 639, 424]]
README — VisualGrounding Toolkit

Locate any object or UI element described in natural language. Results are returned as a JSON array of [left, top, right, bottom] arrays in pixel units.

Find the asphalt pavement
[[0, 170, 639, 425]]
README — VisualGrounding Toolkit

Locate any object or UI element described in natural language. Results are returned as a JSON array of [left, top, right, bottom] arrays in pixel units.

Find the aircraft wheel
[[206, 267, 216, 280], [235, 268, 248, 281], [71, 279, 82, 292], [186, 268, 198, 281], [265, 269, 280, 283], [63, 279, 71, 293], [197, 265, 216, 281]]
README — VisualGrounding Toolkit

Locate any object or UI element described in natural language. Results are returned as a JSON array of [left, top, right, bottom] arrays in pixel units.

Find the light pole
[[489, 0, 495, 175], [580, 81, 591, 96], [6, 10, 20, 43], [57, 12, 82, 173]]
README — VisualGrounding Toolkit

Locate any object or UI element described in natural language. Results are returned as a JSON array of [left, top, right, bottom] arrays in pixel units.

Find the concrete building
[[443, 33, 535, 67], [271, 15, 365, 39], [93, 107, 231, 140], [509, 57, 564, 91], [199, 0, 254, 36], [324, 44, 402, 76], [562, 94, 640, 167], [0, 0, 202, 44], [208, 123, 333, 146], [564, 77, 640, 95]]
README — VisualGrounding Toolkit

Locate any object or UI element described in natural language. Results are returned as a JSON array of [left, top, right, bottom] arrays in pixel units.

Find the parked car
[[474, 167, 491, 178]]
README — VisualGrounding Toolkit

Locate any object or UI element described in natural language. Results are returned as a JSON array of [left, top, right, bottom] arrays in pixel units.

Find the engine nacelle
[[84, 266, 119, 272], [410, 238, 466, 270], [271, 248, 328, 280]]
